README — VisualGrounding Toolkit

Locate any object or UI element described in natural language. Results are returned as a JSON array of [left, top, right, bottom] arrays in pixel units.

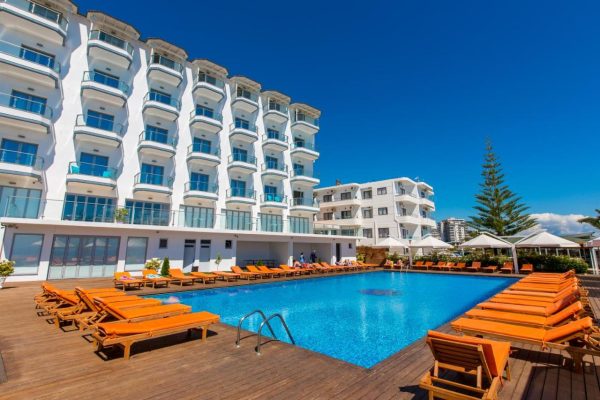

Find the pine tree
[[578, 209, 600, 230], [160, 257, 170, 277], [469, 141, 537, 235]]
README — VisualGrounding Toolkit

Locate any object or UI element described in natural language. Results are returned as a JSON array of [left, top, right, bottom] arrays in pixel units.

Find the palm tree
[[578, 209, 600, 230]]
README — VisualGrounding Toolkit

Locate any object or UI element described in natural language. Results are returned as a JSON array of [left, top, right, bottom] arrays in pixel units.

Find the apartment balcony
[[147, 54, 184, 87], [321, 196, 361, 208], [225, 188, 256, 206], [183, 182, 219, 202], [87, 30, 134, 69], [193, 72, 225, 102], [263, 102, 288, 124], [395, 193, 420, 204], [0, 91, 53, 134], [260, 163, 288, 180], [229, 122, 258, 143], [0, 0, 68, 45], [227, 154, 257, 174], [142, 92, 180, 121], [133, 172, 173, 198], [0, 39, 60, 88], [260, 194, 288, 210], [231, 91, 259, 114], [290, 142, 319, 161], [289, 197, 319, 213], [396, 215, 422, 225], [137, 131, 177, 158], [421, 217, 437, 227], [291, 114, 319, 135], [73, 114, 124, 148], [262, 133, 288, 152], [186, 144, 221, 167], [0, 148, 43, 184], [290, 170, 319, 187], [81, 71, 129, 108], [420, 196, 435, 209], [66, 162, 117, 190], [189, 108, 223, 133]]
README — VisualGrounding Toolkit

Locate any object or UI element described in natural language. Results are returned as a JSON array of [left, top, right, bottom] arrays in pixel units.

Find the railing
[[67, 161, 117, 179], [291, 169, 317, 179], [194, 72, 225, 89], [228, 154, 257, 165], [230, 121, 257, 132], [76, 114, 124, 134], [149, 53, 183, 73], [0, 91, 52, 118], [126, 207, 170, 226], [292, 141, 317, 152], [144, 92, 181, 110], [233, 88, 258, 102], [261, 163, 287, 173], [187, 143, 220, 156], [292, 113, 319, 127], [184, 182, 218, 193], [134, 172, 174, 188], [189, 107, 223, 122], [0, 148, 43, 169], [89, 30, 133, 55], [0, 39, 60, 72], [395, 191, 419, 198], [2, 0, 68, 30], [291, 198, 319, 207], [263, 133, 288, 143], [226, 188, 256, 199], [264, 101, 288, 114], [139, 131, 177, 147], [82, 71, 129, 94], [261, 194, 287, 203]]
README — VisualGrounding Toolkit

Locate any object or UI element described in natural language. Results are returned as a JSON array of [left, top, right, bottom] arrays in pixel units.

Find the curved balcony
[[87, 30, 134, 69], [147, 54, 184, 87], [420, 217, 437, 227], [225, 188, 256, 206], [189, 108, 223, 133], [142, 92, 180, 121], [290, 142, 319, 161], [0, 91, 52, 134], [0, 0, 68, 45], [290, 170, 319, 187], [227, 154, 257, 174], [187, 144, 220, 167], [0, 148, 44, 184], [291, 114, 320, 135], [289, 197, 319, 213], [260, 194, 288, 210], [263, 102, 288, 124], [133, 172, 173, 198], [260, 163, 288, 180], [81, 71, 129, 107], [262, 133, 288, 152], [66, 162, 117, 191], [193, 72, 225, 102], [0, 39, 60, 88], [73, 114, 124, 148], [137, 131, 177, 158], [229, 122, 258, 143], [184, 182, 219, 202], [395, 193, 420, 204], [396, 215, 421, 226], [420, 197, 435, 210], [231, 91, 259, 114]]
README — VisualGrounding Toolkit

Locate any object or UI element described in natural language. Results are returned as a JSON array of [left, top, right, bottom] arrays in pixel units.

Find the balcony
[[187, 144, 220, 167], [260, 163, 288, 180], [81, 71, 129, 107], [229, 122, 258, 143], [193, 72, 225, 102], [227, 154, 257, 174], [87, 30, 134, 69], [0, 148, 43, 184], [324, 195, 361, 207], [421, 217, 437, 227], [147, 54, 184, 87], [189, 107, 223, 133], [0, 39, 60, 88], [290, 170, 319, 187], [225, 188, 256, 205], [289, 197, 319, 213], [0, 91, 52, 134], [396, 215, 421, 225], [262, 133, 288, 151], [290, 142, 319, 160], [133, 172, 173, 197], [137, 131, 177, 158], [395, 192, 420, 204], [292, 113, 319, 135], [73, 114, 124, 148], [142, 92, 180, 121], [420, 196, 435, 209], [66, 162, 117, 190], [263, 102, 288, 124], [260, 194, 287, 210], [184, 182, 219, 202], [0, 0, 68, 45], [231, 90, 259, 114]]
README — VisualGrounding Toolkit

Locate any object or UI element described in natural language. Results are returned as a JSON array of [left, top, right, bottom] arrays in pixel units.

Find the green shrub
[[0, 259, 15, 277], [160, 257, 170, 277], [518, 254, 588, 274]]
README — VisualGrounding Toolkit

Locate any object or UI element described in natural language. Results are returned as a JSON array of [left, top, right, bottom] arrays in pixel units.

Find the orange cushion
[[451, 318, 546, 341], [543, 317, 592, 342], [465, 309, 547, 326], [111, 304, 190, 319], [98, 312, 220, 335]]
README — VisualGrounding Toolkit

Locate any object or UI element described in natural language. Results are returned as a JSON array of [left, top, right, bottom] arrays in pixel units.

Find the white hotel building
[[314, 178, 436, 247], [0, 0, 357, 281]]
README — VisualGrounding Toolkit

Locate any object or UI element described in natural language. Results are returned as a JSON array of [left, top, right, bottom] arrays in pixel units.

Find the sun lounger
[[412, 261, 425, 270], [92, 311, 220, 359], [442, 262, 454, 271], [423, 261, 434, 270], [246, 265, 275, 278], [268, 265, 296, 276], [93, 298, 191, 324], [429, 261, 446, 271], [169, 268, 196, 286], [189, 272, 218, 284], [114, 272, 145, 290], [257, 265, 285, 277], [321, 262, 345, 272], [465, 301, 586, 328], [231, 266, 260, 280], [212, 271, 240, 281], [482, 265, 498, 273], [500, 262, 514, 274], [451, 262, 467, 272], [52, 288, 127, 328], [477, 295, 578, 317], [466, 261, 482, 272], [142, 269, 171, 288], [520, 264, 534, 274], [419, 330, 511, 400], [279, 264, 303, 275]]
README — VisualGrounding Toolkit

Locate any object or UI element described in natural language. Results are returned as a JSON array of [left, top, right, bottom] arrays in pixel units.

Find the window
[[225, 209, 252, 230], [10, 90, 47, 115], [0, 185, 41, 218], [193, 137, 212, 154], [265, 155, 278, 169], [146, 125, 169, 143], [149, 89, 172, 105], [362, 190, 372, 199], [92, 69, 120, 89], [95, 31, 126, 49], [263, 185, 281, 202], [322, 194, 332, 203], [401, 229, 409, 239], [234, 117, 250, 129], [378, 207, 388, 216], [50, 235, 119, 267], [323, 212, 333, 221], [341, 210, 352, 219], [125, 237, 148, 271], [19, 45, 55, 69], [377, 187, 387, 195], [230, 179, 247, 197], [10, 233, 43, 275], [260, 213, 283, 232], [190, 172, 209, 192], [421, 210, 428, 218], [268, 99, 283, 111], [152, 53, 176, 70], [182, 206, 214, 228], [225, 240, 232, 249], [362, 208, 373, 218], [267, 129, 280, 140], [125, 200, 170, 226], [293, 163, 304, 176], [79, 152, 109, 177], [236, 86, 253, 100], [87, 110, 115, 131], [1, 138, 38, 166], [231, 147, 248, 163], [349, 243, 353, 249], [340, 192, 352, 200], [195, 104, 214, 118], [140, 163, 164, 185], [294, 137, 305, 148], [289, 216, 310, 233], [62, 194, 115, 222], [378, 228, 390, 238], [159, 238, 168, 249], [363, 228, 373, 238]]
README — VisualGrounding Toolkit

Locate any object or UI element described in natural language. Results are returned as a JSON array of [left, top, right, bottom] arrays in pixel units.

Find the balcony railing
[[194, 72, 225, 89], [291, 197, 319, 207], [292, 141, 317, 152], [261, 194, 287, 203], [261, 163, 287, 173], [0, 91, 52, 118], [76, 114, 123, 134], [144, 92, 181, 110], [68, 161, 116, 179], [89, 30, 133, 55], [0, 39, 60, 72], [291, 169, 317, 178], [0, 148, 43, 169], [228, 154, 256, 165], [83, 71, 129, 94], [234, 88, 258, 102], [126, 208, 170, 226], [292, 113, 319, 127], [139, 131, 177, 147], [185, 182, 218, 193], [263, 133, 288, 143], [226, 188, 256, 199], [230, 121, 257, 132], [2, 0, 68, 30], [149, 53, 183, 73], [187, 143, 220, 156], [264, 102, 288, 114], [189, 107, 223, 122], [134, 172, 174, 188]]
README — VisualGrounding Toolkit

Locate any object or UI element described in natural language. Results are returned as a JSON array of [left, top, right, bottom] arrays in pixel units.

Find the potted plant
[[144, 257, 161, 271], [0, 259, 15, 289], [160, 257, 170, 277], [215, 253, 222, 271], [114, 207, 129, 223]]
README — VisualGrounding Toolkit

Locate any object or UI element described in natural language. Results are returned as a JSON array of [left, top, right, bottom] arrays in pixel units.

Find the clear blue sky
[[78, 0, 600, 220]]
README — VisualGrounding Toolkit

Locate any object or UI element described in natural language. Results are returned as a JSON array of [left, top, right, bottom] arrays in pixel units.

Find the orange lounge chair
[[451, 262, 466, 272], [257, 265, 285, 277], [430, 261, 446, 271], [212, 271, 240, 281], [142, 269, 171, 288], [419, 330, 511, 400], [311, 263, 330, 273], [279, 264, 303, 275], [169, 268, 196, 286], [189, 272, 218, 284], [494, 286, 580, 303], [524, 270, 574, 280], [321, 262, 345, 272], [268, 265, 296, 276], [465, 301, 586, 328], [412, 261, 425, 270], [520, 264, 534, 274], [231, 266, 260, 280], [423, 261, 434, 270], [92, 311, 220, 360], [442, 262, 455, 271], [466, 261, 482, 272], [92, 298, 191, 325], [477, 295, 578, 317], [482, 265, 498, 273], [51, 288, 128, 328], [510, 280, 576, 293], [113, 272, 146, 291], [500, 262, 514, 274], [246, 265, 275, 278]]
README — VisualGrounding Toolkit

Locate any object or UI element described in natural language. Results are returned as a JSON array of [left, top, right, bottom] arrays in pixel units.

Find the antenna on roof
[[335, 179, 342, 186]]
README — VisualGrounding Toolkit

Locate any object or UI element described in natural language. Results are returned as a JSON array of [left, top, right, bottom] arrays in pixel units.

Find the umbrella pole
[[512, 245, 519, 274]]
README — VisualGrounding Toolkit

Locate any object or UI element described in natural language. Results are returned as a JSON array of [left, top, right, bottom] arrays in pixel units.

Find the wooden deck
[[0, 271, 598, 399]]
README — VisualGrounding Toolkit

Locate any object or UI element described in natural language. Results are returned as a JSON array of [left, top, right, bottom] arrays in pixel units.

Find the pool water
[[148, 272, 516, 368]]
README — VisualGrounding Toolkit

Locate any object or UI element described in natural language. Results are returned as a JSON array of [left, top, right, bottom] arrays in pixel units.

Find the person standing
[[299, 252, 306, 264], [310, 250, 317, 263]]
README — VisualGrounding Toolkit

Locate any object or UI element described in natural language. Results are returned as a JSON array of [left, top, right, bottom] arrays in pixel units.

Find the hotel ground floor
[[0, 218, 358, 282]]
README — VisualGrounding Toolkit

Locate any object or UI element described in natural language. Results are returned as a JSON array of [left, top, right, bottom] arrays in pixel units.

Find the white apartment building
[[0, 1, 357, 281], [314, 178, 436, 247], [438, 218, 467, 245]]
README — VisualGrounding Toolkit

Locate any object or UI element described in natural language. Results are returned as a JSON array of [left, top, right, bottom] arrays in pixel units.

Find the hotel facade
[[0, 0, 357, 282], [314, 178, 436, 247]]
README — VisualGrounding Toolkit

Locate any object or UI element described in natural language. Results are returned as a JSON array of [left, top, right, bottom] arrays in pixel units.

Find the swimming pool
[[148, 272, 516, 368]]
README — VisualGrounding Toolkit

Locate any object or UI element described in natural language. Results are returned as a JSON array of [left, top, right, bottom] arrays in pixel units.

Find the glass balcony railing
[[89, 30, 133, 55], [185, 182, 218, 193], [0, 148, 43, 169], [0, 91, 52, 118], [195, 72, 225, 89], [292, 141, 317, 152], [226, 188, 256, 199], [261, 194, 287, 203], [68, 161, 116, 179], [0, 39, 60, 72], [228, 154, 257, 165], [134, 172, 174, 188], [139, 131, 177, 147], [144, 92, 181, 110], [189, 107, 223, 122], [230, 121, 257, 132], [83, 71, 129, 94], [2, 0, 68, 30], [126, 208, 170, 226], [187, 143, 220, 156], [234, 88, 258, 102], [76, 114, 123, 134], [149, 53, 183, 73], [292, 113, 320, 127], [263, 132, 288, 143], [264, 102, 288, 114], [261, 163, 287, 173], [291, 197, 319, 207], [292, 169, 317, 178]]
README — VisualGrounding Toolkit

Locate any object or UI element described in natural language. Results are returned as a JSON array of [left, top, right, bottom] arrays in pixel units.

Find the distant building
[[438, 218, 467, 244]]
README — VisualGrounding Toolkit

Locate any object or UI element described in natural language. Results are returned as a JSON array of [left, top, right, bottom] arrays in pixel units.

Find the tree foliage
[[578, 209, 600, 230]]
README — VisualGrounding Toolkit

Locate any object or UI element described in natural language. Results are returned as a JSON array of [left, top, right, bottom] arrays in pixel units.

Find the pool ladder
[[236, 309, 296, 355]]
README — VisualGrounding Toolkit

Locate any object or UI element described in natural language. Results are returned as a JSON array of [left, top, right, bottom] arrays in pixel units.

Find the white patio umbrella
[[459, 232, 519, 273], [515, 231, 580, 257], [586, 237, 600, 275], [372, 237, 408, 249], [408, 235, 452, 267]]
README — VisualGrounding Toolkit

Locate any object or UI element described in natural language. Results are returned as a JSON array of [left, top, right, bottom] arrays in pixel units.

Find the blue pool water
[[148, 272, 516, 368]]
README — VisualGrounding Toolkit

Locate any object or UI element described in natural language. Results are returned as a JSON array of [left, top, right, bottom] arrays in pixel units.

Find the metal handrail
[[235, 310, 276, 347], [256, 313, 295, 355]]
